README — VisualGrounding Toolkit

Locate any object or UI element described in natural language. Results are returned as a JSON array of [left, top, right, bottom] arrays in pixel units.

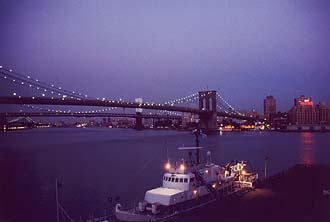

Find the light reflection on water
[[1, 129, 330, 222], [299, 132, 315, 165]]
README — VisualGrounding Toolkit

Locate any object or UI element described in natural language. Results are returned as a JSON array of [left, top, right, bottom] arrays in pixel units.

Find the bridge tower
[[135, 98, 144, 130], [198, 90, 217, 133], [0, 115, 7, 131]]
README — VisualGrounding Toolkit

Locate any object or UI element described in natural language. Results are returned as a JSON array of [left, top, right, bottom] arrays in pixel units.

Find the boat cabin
[[162, 172, 195, 191]]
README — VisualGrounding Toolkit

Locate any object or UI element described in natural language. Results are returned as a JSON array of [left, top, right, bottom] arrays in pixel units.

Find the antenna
[[165, 139, 169, 162], [193, 128, 201, 165]]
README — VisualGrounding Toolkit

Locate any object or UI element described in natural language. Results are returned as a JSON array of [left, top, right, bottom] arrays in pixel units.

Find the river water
[[0, 128, 329, 221]]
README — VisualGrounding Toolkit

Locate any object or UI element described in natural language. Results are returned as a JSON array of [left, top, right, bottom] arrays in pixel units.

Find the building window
[[184, 178, 188, 183]]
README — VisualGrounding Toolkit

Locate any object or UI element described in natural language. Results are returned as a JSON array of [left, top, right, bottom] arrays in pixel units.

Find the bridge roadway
[[0, 112, 181, 119], [0, 96, 255, 121]]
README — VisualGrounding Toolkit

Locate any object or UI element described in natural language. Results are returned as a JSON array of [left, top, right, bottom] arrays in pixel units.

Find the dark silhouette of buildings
[[263, 95, 276, 117]]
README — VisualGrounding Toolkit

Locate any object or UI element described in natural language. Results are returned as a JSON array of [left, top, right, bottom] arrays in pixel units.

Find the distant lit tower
[[263, 95, 276, 116]]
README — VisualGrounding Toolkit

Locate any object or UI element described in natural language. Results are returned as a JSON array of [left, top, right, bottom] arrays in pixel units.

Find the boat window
[[171, 177, 175, 182], [163, 176, 166, 181], [175, 178, 179, 183], [190, 177, 195, 182], [180, 178, 183, 183], [164, 177, 168, 181], [184, 178, 188, 183]]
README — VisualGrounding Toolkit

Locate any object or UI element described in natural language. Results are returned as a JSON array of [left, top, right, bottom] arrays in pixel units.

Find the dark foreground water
[[0, 128, 329, 222]]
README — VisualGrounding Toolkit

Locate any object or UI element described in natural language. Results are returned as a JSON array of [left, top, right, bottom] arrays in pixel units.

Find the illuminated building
[[263, 95, 276, 116], [294, 95, 314, 106], [289, 96, 330, 125], [319, 103, 330, 124]]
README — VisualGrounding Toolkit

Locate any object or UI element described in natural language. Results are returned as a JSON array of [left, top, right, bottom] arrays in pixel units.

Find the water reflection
[[299, 132, 315, 165]]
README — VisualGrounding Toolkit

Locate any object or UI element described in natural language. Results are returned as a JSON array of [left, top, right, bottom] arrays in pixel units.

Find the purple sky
[[1, 0, 330, 112]]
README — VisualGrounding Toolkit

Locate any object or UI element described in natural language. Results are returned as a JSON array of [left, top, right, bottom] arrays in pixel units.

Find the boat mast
[[56, 178, 59, 222], [194, 128, 200, 165]]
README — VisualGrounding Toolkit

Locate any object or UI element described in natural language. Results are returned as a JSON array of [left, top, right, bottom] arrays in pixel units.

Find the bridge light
[[42, 94, 45, 97], [9, 69, 12, 72], [13, 92, 16, 96], [0, 65, 2, 68]]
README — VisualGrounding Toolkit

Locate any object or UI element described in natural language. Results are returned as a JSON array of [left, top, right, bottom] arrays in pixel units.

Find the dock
[[177, 164, 330, 222]]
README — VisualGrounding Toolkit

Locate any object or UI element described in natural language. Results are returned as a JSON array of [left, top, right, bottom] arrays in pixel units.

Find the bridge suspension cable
[[216, 92, 244, 116], [163, 92, 199, 106], [0, 66, 199, 111], [21, 104, 119, 114], [1, 65, 248, 119], [0, 66, 89, 99]]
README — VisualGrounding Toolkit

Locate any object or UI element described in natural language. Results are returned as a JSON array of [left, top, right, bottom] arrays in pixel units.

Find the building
[[319, 103, 330, 124], [289, 95, 330, 125], [294, 95, 314, 106], [263, 95, 276, 116]]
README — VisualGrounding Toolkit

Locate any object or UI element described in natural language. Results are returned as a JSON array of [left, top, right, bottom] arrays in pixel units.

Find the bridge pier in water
[[0, 115, 7, 131], [135, 112, 143, 130], [198, 90, 217, 133]]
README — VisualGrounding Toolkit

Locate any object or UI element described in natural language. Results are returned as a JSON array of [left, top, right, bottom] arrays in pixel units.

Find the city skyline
[[1, 0, 330, 113]]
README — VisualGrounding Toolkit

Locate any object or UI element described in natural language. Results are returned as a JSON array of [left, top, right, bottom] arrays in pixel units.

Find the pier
[[178, 164, 330, 222]]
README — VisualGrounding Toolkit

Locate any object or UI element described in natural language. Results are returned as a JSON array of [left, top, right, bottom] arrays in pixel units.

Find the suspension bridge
[[0, 66, 257, 132]]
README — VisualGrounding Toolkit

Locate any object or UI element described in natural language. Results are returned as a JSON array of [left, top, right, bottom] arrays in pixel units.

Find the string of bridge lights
[[163, 92, 199, 106], [1, 65, 240, 116], [22, 104, 119, 114], [0, 66, 88, 100], [0, 66, 200, 108], [216, 92, 244, 116]]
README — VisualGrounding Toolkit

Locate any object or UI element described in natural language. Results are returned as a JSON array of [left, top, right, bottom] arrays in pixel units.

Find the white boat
[[115, 133, 258, 221]]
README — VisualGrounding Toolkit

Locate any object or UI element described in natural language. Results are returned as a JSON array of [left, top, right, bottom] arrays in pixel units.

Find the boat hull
[[115, 204, 154, 222]]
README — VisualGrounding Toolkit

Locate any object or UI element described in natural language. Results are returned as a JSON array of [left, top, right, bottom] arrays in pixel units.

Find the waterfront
[[1, 129, 330, 221]]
